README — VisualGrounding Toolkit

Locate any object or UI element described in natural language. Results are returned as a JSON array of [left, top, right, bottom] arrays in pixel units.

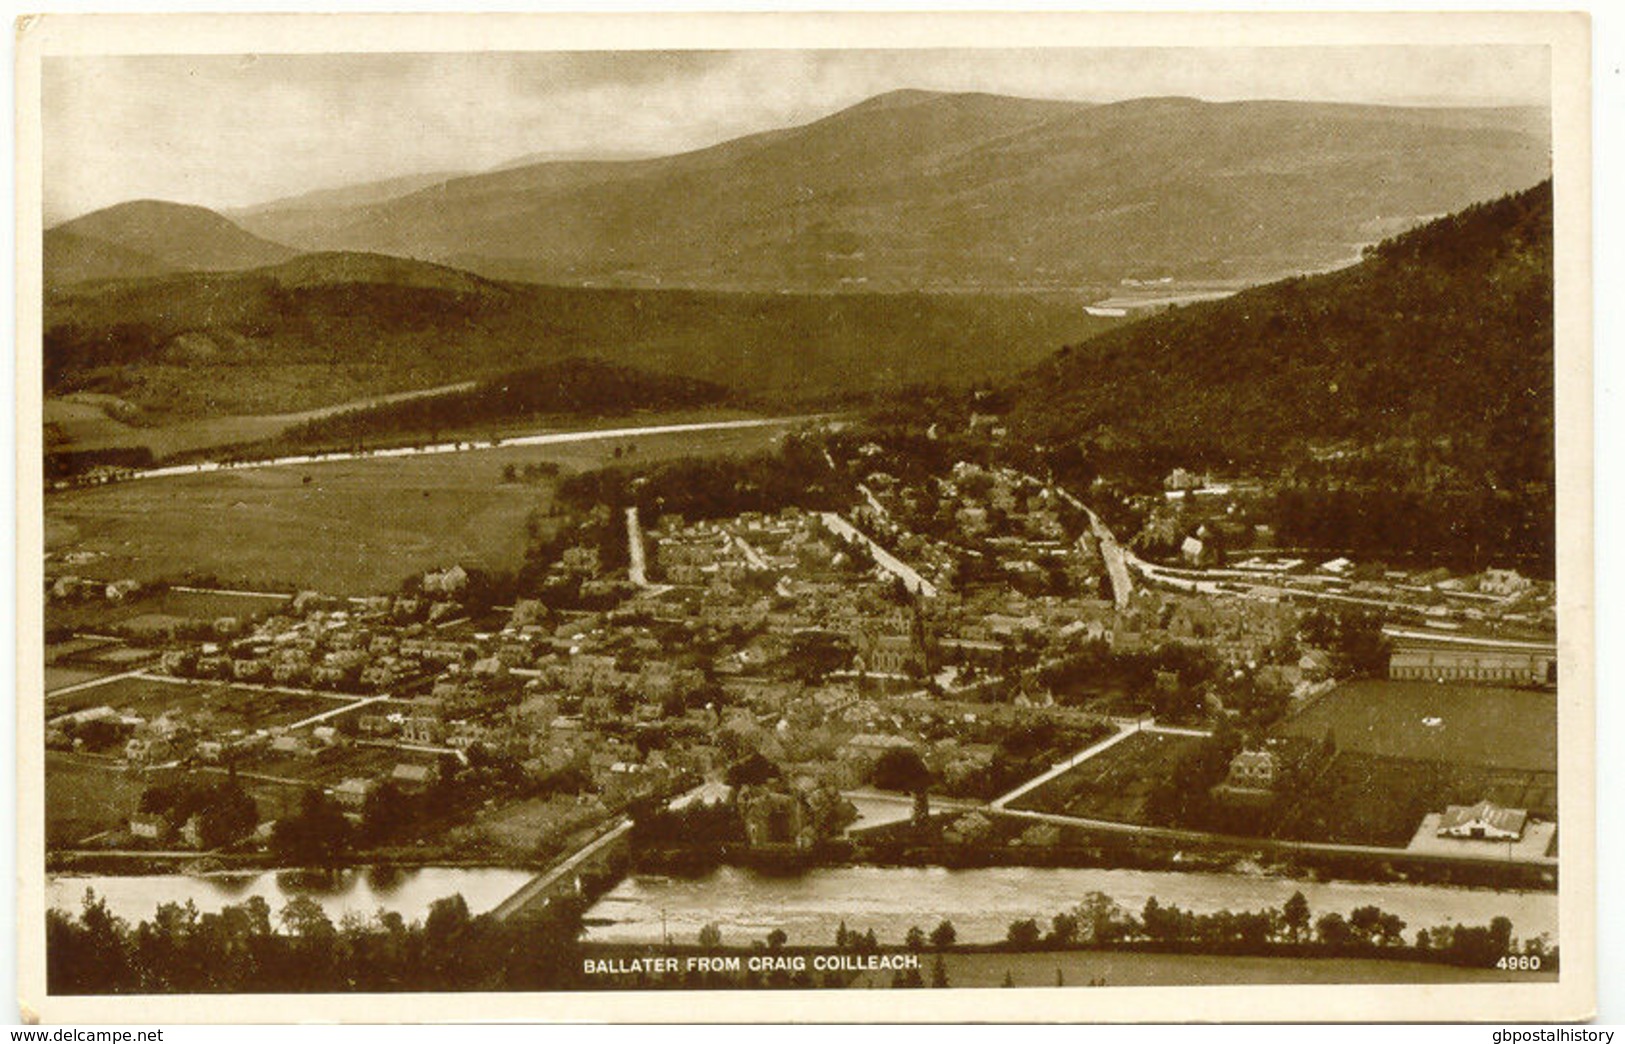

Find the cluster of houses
[[50, 430, 1563, 864]]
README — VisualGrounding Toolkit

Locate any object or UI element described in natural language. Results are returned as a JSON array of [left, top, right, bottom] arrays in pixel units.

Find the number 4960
[[1496, 955, 1543, 971]]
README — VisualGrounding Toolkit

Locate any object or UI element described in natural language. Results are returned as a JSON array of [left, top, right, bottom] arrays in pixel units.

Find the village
[[43, 432, 1559, 883]]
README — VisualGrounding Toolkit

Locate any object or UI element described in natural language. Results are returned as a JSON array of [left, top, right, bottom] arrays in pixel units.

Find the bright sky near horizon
[[42, 45, 1551, 224]]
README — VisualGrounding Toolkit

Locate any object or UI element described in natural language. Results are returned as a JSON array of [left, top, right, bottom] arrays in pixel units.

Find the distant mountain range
[[38, 89, 1554, 445], [44, 200, 297, 285], [1010, 181, 1553, 489], [216, 89, 1549, 291], [45, 91, 1549, 294]]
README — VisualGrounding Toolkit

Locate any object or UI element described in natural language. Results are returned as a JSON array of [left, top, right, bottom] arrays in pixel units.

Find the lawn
[[1273, 680, 1556, 773], [451, 794, 604, 858], [44, 665, 112, 693], [238, 743, 439, 790], [45, 752, 156, 846], [44, 417, 792, 596], [46, 675, 343, 732], [1007, 730, 1206, 824], [1272, 751, 1558, 847], [46, 585, 292, 635]]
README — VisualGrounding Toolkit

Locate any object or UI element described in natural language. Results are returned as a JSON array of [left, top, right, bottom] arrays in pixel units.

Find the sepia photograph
[[12, 11, 1595, 1023]]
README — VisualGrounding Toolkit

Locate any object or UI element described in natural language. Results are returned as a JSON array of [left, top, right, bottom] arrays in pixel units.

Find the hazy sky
[[42, 46, 1551, 223]]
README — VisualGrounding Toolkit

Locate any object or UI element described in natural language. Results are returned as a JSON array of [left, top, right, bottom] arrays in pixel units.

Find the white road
[[66, 415, 820, 486], [45, 668, 147, 699], [818, 512, 938, 598], [625, 506, 649, 587], [989, 724, 1138, 810]]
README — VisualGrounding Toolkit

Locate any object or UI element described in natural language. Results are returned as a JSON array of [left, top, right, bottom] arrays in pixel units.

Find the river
[[581, 865, 1557, 948], [47, 863, 1557, 950], [47, 867, 534, 927]]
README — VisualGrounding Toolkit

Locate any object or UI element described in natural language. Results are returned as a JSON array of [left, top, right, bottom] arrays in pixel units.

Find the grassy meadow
[[45, 417, 792, 596]]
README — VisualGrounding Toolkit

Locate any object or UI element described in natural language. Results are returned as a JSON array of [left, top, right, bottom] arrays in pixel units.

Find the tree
[[1007, 918, 1042, 948], [1077, 892, 1128, 944], [930, 955, 950, 988], [1315, 912, 1354, 947], [783, 631, 854, 685], [194, 783, 259, 850], [1048, 912, 1079, 948], [872, 746, 933, 822], [905, 925, 927, 951], [270, 789, 352, 867], [1281, 891, 1311, 943], [424, 894, 472, 946], [1348, 905, 1384, 946], [698, 923, 723, 948], [929, 919, 957, 950], [766, 928, 788, 951], [1376, 912, 1407, 946], [361, 780, 416, 844], [726, 752, 782, 788], [278, 895, 334, 941]]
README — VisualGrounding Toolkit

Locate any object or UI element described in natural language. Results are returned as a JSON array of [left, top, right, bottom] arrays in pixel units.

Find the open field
[[928, 948, 1553, 989], [446, 794, 606, 859], [1274, 680, 1556, 772], [44, 416, 792, 595], [44, 665, 113, 692], [47, 675, 345, 733], [239, 743, 441, 790], [45, 753, 157, 846], [45, 587, 290, 635], [1007, 730, 1205, 824], [45, 381, 481, 457], [1272, 751, 1557, 848]]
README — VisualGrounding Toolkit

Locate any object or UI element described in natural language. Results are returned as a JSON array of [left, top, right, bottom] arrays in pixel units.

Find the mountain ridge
[[47, 200, 300, 286], [1009, 180, 1554, 489], [43, 248, 1121, 421], [228, 90, 1551, 292]]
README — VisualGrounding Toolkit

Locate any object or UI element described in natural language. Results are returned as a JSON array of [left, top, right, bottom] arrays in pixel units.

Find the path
[[993, 804, 1554, 866], [1014, 471, 1131, 608], [989, 724, 1138, 810], [1380, 628, 1556, 653], [281, 695, 391, 732], [170, 585, 292, 601], [46, 668, 146, 699], [626, 506, 649, 587], [130, 672, 370, 703], [79, 415, 822, 486], [817, 512, 937, 597]]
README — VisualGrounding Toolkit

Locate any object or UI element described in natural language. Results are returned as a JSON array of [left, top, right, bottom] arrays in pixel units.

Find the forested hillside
[[1014, 181, 1554, 491]]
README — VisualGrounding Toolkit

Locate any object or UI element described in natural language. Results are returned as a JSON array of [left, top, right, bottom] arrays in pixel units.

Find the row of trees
[[47, 889, 586, 994], [994, 891, 1549, 969]]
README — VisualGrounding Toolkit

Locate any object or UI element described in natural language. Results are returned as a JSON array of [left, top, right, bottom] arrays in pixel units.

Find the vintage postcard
[[13, 11, 1594, 1023]]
